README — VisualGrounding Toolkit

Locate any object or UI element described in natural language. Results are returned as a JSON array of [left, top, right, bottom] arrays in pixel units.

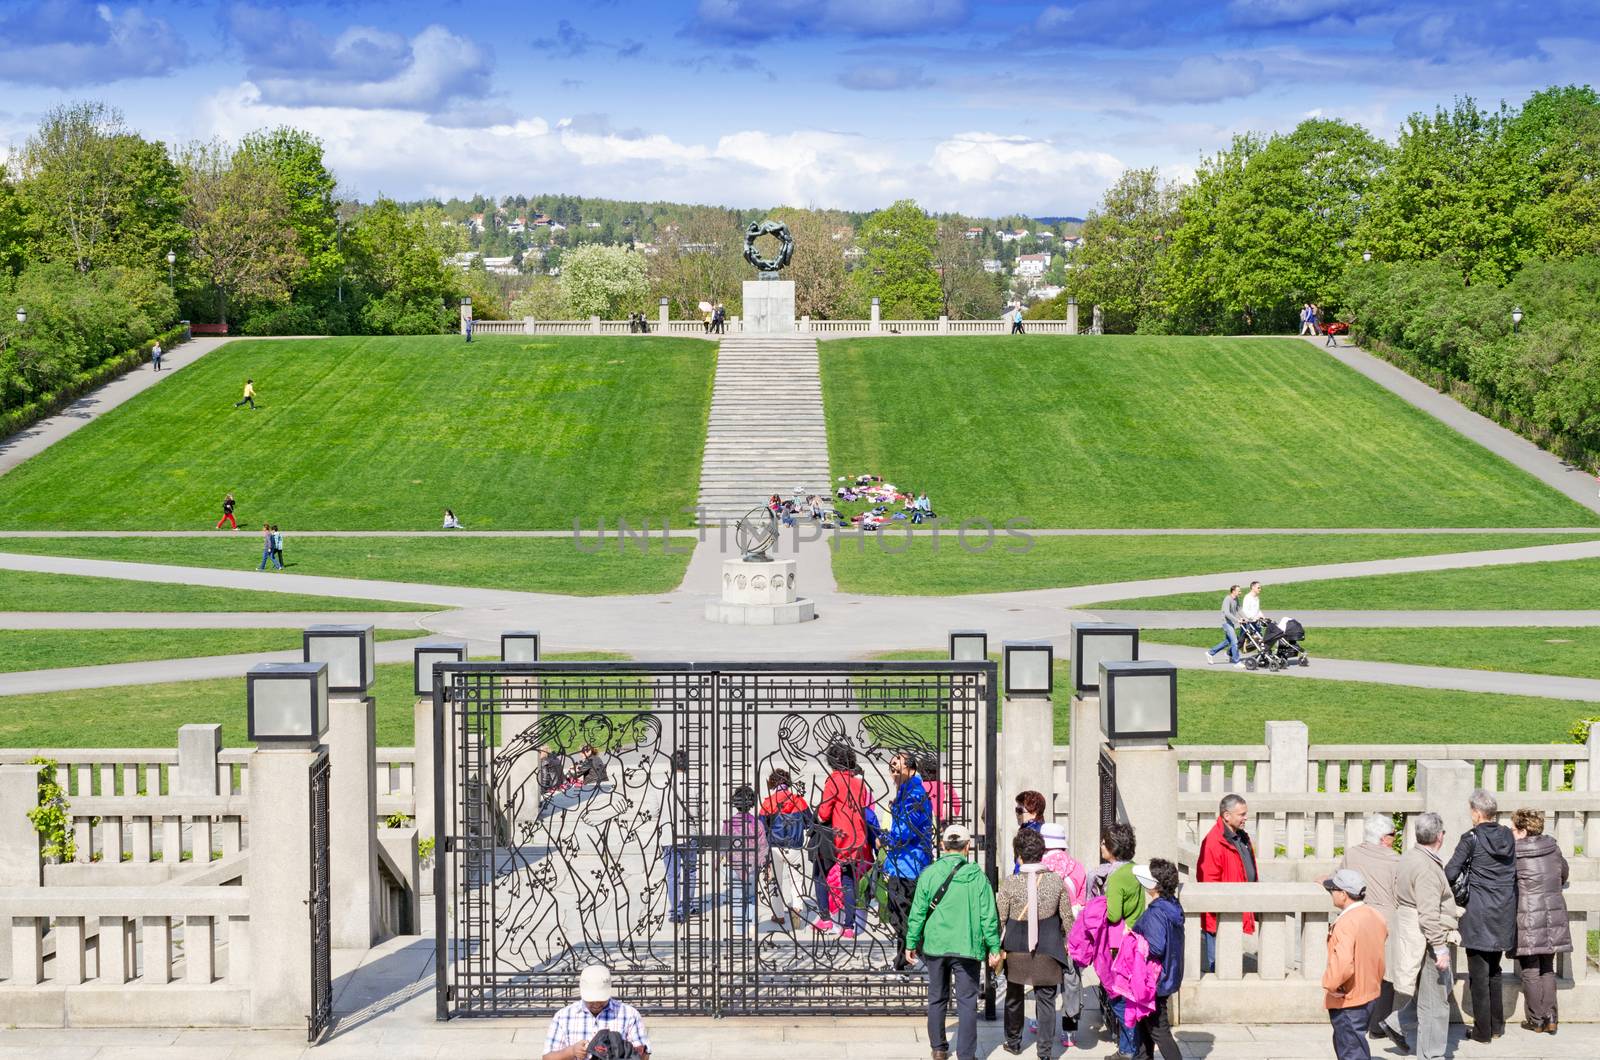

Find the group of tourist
[[703, 302, 727, 333], [255, 523, 287, 570]]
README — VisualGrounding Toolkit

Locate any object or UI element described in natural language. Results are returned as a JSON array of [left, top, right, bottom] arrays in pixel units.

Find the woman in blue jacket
[[1131, 859, 1184, 1060]]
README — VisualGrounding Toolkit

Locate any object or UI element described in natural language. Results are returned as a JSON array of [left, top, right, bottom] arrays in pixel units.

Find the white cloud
[[197, 86, 1114, 215], [1127, 55, 1264, 103], [0, 1, 185, 87]]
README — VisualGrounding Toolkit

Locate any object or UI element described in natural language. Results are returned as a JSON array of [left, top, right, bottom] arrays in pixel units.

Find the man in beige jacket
[[1378, 812, 1458, 1060], [1339, 814, 1400, 1038], [1322, 868, 1388, 1060]]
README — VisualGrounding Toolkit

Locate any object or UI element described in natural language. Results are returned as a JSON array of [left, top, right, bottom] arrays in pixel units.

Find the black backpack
[[586, 1028, 633, 1059]]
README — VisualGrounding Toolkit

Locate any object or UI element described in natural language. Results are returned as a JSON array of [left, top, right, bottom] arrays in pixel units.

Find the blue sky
[[1, 1, 1597, 216]]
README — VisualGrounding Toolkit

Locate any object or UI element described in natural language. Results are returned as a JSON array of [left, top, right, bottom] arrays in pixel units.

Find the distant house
[[998, 229, 1030, 243], [483, 256, 517, 275], [981, 258, 1003, 273], [507, 218, 527, 235], [530, 213, 554, 227], [548, 222, 567, 233], [468, 213, 486, 233], [585, 221, 602, 229], [1016, 252, 1051, 278], [964, 227, 983, 239], [1060, 235, 1084, 251], [1030, 284, 1064, 301], [446, 251, 481, 270], [1037, 231, 1055, 242]]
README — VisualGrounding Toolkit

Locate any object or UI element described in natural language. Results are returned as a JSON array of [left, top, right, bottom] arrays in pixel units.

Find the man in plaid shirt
[[541, 965, 651, 1060]]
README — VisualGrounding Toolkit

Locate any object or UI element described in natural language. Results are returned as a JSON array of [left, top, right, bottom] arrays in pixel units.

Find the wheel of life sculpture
[[743, 219, 795, 273]]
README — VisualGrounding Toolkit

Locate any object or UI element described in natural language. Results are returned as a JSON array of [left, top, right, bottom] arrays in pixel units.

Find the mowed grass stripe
[[826, 531, 1600, 596], [0, 568, 433, 613], [0, 336, 715, 530], [1, 628, 419, 674], [1098, 555, 1600, 611], [0, 535, 692, 596], [820, 336, 1597, 528]]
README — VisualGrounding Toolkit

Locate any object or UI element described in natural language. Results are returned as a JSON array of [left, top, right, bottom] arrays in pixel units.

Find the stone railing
[[0, 885, 252, 1025], [1177, 881, 1600, 1023], [467, 315, 1087, 337]]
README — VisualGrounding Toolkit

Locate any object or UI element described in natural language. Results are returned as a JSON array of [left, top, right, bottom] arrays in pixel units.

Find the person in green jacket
[[904, 823, 1000, 1060], [1098, 822, 1146, 1058]]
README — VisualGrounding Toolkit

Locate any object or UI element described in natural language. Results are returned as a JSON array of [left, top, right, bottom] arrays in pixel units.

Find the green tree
[[1163, 119, 1388, 332], [777, 208, 850, 319], [1505, 86, 1600, 261], [0, 168, 27, 277], [561, 243, 649, 318], [179, 142, 305, 329], [1068, 168, 1181, 332], [934, 215, 1004, 319], [345, 199, 459, 334], [235, 127, 342, 296], [848, 199, 940, 318], [509, 275, 571, 319], [1355, 97, 1527, 285], [15, 102, 184, 274]]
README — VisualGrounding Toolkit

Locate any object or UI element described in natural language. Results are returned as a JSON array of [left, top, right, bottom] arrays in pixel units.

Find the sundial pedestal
[[705, 557, 815, 625]]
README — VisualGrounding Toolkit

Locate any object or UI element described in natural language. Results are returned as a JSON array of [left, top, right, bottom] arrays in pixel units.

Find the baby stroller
[[1244, 617, 1309, 671]]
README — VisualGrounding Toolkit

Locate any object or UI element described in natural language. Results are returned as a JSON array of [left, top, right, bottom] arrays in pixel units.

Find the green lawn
[[0, 535, 692, 596], [1142, 626, 1600, 680], [827, 531, 1594, 595], [2, 628, 419, 674], [0, 656, 624, 748], [821, 336, 1597, 528], [1100, 556, 1600, 611], [0, 336, 714, 530], [0, 569, 432, 612], [878, 653, 1595, 744]]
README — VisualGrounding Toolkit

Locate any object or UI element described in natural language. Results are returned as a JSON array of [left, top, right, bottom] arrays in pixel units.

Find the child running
[[216, 492, 237, 531], [234, 378, 256, 409]]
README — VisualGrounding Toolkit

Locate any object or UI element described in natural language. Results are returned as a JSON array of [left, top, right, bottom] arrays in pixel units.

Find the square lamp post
[[247, 662, 328, 746], [501, 630, 541, 663], [303, 624, 375, 693], [1071, 622, 1139, 697], [414, 641, 468, 697], [948, 629, 988, 662], [1002, 640, 1053, 697], [1098, 660, 1177, 747]]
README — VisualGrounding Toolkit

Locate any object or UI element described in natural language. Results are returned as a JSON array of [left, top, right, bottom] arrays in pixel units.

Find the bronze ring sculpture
[[743, 220, 794, 273]]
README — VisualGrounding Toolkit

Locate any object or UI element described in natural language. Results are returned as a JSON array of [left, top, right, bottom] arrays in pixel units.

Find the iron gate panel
[[434, 662, 996, 1019], [307, 751, 333, 1042], [1097, 749, 1117, 838]]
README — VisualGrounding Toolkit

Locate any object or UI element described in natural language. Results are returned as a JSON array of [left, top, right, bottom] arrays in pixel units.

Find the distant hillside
[[1034, 216, 1085, 225]]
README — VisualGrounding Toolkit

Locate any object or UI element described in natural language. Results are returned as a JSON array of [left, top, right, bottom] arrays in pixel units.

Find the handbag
[[1449, 832, 1473, 907]]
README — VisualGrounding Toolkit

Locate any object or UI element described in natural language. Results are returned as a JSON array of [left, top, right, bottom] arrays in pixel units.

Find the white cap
[[942, 823, 973, 847], [1132, 863, 1157, 889], [579, 964, 612, 1003], [1039, 822, 1067, 850]]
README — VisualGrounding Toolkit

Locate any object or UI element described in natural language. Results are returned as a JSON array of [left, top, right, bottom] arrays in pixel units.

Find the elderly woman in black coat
[[1511, 808, 1570, 1035], [1445, 788, 1518, 1043]]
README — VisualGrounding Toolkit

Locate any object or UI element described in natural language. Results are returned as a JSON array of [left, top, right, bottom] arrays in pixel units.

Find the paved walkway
[[0, 611, 430, 630], [0, 336, 303, 478], [1307, 335, 1600, 518], [1100, 609, 1600, 628]]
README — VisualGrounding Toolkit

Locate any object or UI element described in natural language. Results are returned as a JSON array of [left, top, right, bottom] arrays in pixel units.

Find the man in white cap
[[1322, 868, 1387, 1060], [541, 964, 650, 1060], [904, 823, 1000, 1060]]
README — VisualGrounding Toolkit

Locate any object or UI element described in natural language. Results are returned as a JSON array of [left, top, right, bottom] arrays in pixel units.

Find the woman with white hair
[[1339, 813, 1401, 1035], [1446, 788, 1518, 1042]]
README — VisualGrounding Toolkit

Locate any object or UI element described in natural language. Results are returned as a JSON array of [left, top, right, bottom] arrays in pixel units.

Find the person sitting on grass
[[443, 508, 463, 530]]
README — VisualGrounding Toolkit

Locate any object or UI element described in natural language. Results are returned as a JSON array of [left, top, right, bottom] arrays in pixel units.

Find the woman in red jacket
[[1196, 794, 1258, 973], [814, 743, 871, 939]]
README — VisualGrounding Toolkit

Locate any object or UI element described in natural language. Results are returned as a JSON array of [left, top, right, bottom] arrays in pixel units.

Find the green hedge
[[0, 324, 187, 439]]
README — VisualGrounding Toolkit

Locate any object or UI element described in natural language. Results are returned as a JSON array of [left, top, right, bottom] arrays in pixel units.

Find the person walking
[[1239, 581, 1263, 628], [996, 828, 1071, 1058], [1339, 813, 1400, 1039], [885, 751, 934, 969], [1131, 860, 1184, 1060], [1298, 303, 1313, 336], [1038, 823, 1085, 1049], [1010, 305, 1025, 335], [759, 768, 811, 931], [1205, 584, 1244, 667], [1322, 868, 1388, 1060], [1511, 807, 1569, 1035], [465, 316, 474, 343], [233, 378, 256, 409], [216, 492, 238, 531], [270, 524, 285, 568], [1446, 788, 1517, 1042], [1378, 812, 1457, 1060], [1012, 790, 1045, 873], [256, 523, 276, 571], [814, 743, 871, 939], [1196, 794, 1257, 973], [150, 341, 162, 372], [904, 824, 1000, 1060]]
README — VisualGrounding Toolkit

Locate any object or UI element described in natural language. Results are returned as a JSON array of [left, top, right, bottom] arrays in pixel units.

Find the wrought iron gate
[[1097, 749, 1118, 837], [433, 661, 997, 1019], [307, 751, 333, 1042]]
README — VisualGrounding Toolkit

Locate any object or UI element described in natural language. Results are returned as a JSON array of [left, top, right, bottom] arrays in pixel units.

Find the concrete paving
[[0, 336, 305, 478], [0, 611, 431, 630], [1307, 334, 1600, 518], [1100, 610, 1600, 628]]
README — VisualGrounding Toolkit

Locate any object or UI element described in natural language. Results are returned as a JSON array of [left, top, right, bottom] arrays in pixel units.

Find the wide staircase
[[697, 335, 832, 522]]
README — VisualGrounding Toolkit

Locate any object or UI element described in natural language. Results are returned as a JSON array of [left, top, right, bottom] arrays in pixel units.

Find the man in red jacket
[[814, 743, 872, 939], [1197, 793, 1258, 973]]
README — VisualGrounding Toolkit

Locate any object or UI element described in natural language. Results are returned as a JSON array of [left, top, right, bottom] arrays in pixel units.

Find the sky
[[1, 0, 1597, 217]]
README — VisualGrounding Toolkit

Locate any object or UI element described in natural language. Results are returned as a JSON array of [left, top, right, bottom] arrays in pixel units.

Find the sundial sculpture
[[739, 219, 797, 334], [735, 506, 779, 562]]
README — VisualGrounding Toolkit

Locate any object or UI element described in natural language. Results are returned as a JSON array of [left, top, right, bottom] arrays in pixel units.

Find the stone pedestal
[[1001, 694, 1053, 860], [1068, 695, 1104, 870], [741, 279, 795, 335], [1111, 744, 1179, 866], [247, 747, 321, 1029], [705, 557, 815, 625], [328, 696, 379, 949]]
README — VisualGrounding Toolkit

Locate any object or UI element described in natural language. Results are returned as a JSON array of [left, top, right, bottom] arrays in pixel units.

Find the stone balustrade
[[0, 885, 252, 1026], [1177, 881, 1600, 1023], [61, 793, 245, 871], [465, 316, 1084, 337]]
